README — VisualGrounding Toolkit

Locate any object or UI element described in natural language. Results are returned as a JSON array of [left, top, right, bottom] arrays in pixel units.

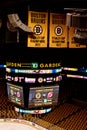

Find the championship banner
[[69, 27, 86, 48], [49, 13, 67, 48], [27, 11, 48, 47]]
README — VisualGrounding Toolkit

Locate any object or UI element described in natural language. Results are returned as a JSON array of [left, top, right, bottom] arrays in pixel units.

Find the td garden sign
[[6, 62, 61, 69], [39, 63, 61, 68]]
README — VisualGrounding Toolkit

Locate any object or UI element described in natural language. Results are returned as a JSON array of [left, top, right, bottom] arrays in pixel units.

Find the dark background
[[0, 0, 87, 68]]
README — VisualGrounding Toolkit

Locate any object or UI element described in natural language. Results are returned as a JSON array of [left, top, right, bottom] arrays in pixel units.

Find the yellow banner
[[27, 11, 48, 47], [49, 13, 67, 48], [69, 27, 86, 48]]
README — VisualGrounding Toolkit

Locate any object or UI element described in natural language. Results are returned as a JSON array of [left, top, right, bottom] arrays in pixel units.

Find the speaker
[[8, 13, 33, 33]]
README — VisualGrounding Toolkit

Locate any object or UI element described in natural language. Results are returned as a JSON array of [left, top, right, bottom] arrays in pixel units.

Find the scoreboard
[[28, 85, 59, 108], [7, 82, 24, 107], [6, 61, 62, 114]]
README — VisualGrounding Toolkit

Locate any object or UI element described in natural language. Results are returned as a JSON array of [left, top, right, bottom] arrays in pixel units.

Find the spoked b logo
[[33, 25, 43, 35], [55, 26, 63, 36]]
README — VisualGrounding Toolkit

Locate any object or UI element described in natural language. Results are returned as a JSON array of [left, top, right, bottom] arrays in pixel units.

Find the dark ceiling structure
[[0, 0, 86, 16], [0, 0, 87, 67], [0, 0, 87, 9]]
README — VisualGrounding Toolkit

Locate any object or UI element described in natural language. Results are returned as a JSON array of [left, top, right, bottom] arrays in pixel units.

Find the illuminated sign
[[15, 107, 51, 114], [6, 62, 38, 69], [39, 63, 61, 68], [6, 68, 62, 74], [6, 75, 62, 83], [6, 62, 61, 69]]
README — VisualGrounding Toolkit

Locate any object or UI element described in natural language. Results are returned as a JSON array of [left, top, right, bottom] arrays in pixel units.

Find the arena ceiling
[[0, 0, 86, 8], [0, 0, 86, 15]]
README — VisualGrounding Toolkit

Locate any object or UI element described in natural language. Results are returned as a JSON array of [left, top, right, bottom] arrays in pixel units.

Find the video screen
[[6, 73, 62, 84], [6, 67, 62, 74], [28, 85, 59, 108], [15, 107, 51, 114], [7, 82, 24, 106]]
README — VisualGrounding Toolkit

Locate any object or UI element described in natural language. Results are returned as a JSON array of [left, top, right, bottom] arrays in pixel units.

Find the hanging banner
[[69, 27, 86, 48], [49, 13, 67, 48], [27, 11, 48, 47]]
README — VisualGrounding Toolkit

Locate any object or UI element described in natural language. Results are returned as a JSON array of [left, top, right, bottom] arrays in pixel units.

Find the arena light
[[63, 67, 78, 71], [67, 74, 83, 79]]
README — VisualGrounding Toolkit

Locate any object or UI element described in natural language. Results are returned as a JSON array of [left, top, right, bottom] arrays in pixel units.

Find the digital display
[[6, 74, 62, 84], [7, 82, 24, 106], [6, 68, 62, 74], [6, 62, 61, 69], [28, 85, 59, 108], [15, 107, 51, 114]]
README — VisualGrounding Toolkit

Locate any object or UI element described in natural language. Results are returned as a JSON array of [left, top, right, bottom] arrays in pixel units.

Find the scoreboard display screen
[[28, 85, 59, 108], [7, 82, 24, 107], [6, 62, 61, 111]]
